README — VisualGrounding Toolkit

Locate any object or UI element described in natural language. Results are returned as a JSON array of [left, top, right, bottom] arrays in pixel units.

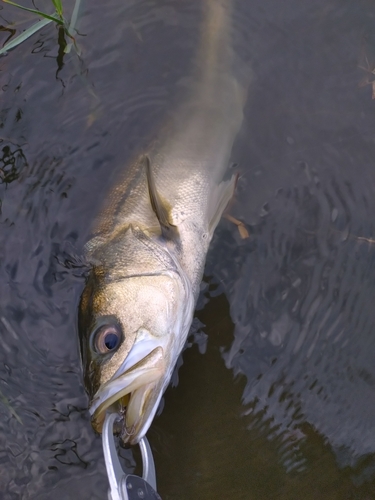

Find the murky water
[[1, 0, 375, 498]]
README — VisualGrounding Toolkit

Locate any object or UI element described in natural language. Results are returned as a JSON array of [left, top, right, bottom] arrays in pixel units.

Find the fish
[[78, 0, 248, 445]]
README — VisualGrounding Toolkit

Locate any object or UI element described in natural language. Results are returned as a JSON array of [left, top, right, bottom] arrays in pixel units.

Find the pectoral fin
[[143, 155, 179, 242], [208, 174, 237, 235]]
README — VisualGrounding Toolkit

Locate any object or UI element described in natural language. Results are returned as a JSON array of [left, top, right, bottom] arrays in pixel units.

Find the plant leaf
[[64, 0, 81, 53], [0, 18, 52, 55], [1, 0, 63, 24], [68, 0, 81, 35], [51, 0, 63, 18]]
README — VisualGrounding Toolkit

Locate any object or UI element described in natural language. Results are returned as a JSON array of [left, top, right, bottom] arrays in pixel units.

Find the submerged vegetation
[[0, 0, 81, 55]]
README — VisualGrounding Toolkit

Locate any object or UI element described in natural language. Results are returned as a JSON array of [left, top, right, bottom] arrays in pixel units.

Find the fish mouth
[[89, 346, 165, 444]]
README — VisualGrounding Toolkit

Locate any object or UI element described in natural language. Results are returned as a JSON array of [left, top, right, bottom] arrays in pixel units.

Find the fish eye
[[93, 324, 122, 354]]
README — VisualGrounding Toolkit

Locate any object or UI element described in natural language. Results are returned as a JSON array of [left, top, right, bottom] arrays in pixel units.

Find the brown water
[[1, 0, 375, 498]]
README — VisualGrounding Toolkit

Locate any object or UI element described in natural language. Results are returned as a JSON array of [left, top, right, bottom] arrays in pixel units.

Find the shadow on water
[[1, 0, 375, 498]]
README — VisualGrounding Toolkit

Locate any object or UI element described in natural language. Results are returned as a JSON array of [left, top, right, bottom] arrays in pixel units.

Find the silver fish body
[[79, 0, 248, 444]]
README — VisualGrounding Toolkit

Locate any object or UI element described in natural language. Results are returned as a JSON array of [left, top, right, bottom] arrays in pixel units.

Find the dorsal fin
[[143, 155, 179, 242]]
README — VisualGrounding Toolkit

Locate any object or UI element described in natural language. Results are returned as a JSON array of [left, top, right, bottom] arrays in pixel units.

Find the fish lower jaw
[[122, 383, 161, 444], [91, 382, 161, 445], [90, 347, 165, 440]]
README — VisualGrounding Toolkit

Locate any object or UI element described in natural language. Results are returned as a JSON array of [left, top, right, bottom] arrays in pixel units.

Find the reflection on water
[[0, 143, 27, 186], [227, 177, 375, 465], [1, 0, 375, 498]]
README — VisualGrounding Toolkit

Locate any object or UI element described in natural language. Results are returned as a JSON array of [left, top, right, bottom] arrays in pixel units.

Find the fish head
[[79, 263, 193, 444]]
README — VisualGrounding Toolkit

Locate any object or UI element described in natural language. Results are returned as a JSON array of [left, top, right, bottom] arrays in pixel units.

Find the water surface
[[1, 0, 375, 498]]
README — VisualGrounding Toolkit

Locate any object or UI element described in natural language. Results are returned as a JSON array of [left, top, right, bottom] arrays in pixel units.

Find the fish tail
[[199, 0, 233, 84], [194, 0, 249, 113]]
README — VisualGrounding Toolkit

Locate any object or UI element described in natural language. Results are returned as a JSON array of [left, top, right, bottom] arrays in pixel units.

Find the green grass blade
[[51, 0, 63, 18], [2, 0, 63, 24], [0, 17, 52, 55], [68, 0, 81, 34], [64, 0, 81, 53]]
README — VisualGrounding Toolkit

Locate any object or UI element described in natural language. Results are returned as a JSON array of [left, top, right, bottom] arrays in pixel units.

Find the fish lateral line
[[100, 270, 183, 285]]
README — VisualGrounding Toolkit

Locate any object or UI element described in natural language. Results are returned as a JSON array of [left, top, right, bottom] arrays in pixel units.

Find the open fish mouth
[[89, 346, 165, 443]]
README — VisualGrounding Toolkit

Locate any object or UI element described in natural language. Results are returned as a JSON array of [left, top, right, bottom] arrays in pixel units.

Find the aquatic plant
[[0, 0, 81, 55]]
